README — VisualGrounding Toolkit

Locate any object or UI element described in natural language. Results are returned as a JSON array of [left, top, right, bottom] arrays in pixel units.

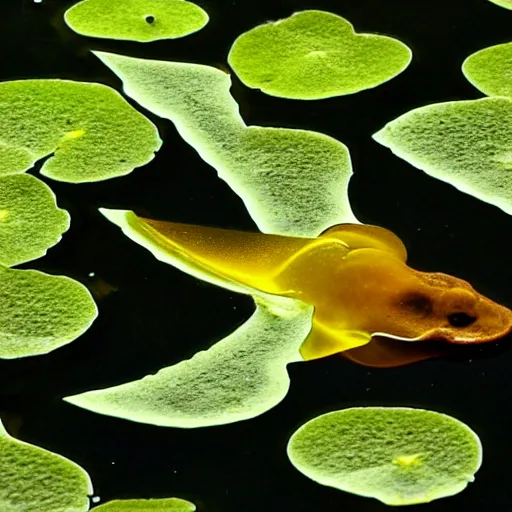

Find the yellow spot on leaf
[[393, 454, 422, 466], [0, 210, 9, 221], [63, 129, 86, 140]]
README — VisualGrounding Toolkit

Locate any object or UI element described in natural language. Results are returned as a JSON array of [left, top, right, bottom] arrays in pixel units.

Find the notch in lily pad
[[0, 79, 161, 183], [228, 10, 412, 100], [64, 0, 209, 42], [0, 418, 92, 512], [287, 407, 482, 506]]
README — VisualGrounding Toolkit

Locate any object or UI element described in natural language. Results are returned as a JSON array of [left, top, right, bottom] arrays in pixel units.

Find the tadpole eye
[[447, 312, 477, 327]]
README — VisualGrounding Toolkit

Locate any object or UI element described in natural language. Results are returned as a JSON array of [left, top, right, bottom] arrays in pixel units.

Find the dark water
[[1, 0, 512, 510]]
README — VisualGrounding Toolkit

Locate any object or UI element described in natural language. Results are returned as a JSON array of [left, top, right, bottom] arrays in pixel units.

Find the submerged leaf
[[65, 298, 313, 427], [462, 41, 512, 97], [0, 79, 161, 182], [228, 10, 412, 100], [287, 407, 482, 506], [0, 174, 70, 266], [373, 97, 512, 215], [94, 51, 357, 236], [92, 497, 196, 511], [0, 266, 97, 358], [65, 0, 208, 43], [0, 419, 92, 512]]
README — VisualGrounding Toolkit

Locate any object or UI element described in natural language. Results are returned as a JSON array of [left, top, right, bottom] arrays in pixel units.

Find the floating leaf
[[0, 266, 98, 358], [373, 97, 512, 215], [0, 79, 161, 182], [0, 174, 70, 267], [65, 0, 208, 43], [92, 497, 196, 511], [488, 0, 512, 9], [462, 41, 512, 97], [0, 419, 92, 512], [227, 10, 412, 100], [65, 296, 312, 427], [64, 210, 312, 427], [64, 298, 312, 428], [287, 407, 482, 506], [94, 51, 357, 236]]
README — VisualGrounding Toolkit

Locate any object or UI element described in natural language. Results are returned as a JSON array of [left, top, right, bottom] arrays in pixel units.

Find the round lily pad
[[93, 51, 357, 236], [64, 0, 209, 42], [0, 79, 161, 182], [0, 174, 70, 267], [92, 497, 196, 511], [0, 419, 92, 512], [287, 407, 482, 506], [0, 266, 98, 359], [373, 97, 512, 215], [227, 10, 412, 100], [463, 42, 512, 97]]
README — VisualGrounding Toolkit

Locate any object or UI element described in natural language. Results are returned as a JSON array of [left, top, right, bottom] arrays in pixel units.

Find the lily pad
[[287, 407, 482, 506], [0, 174, 70, 267], [488, 0, 512, 9], [373, 97, 512, 215], [94, 51, 357, 237], [65, 0, 208, 43], [227, 10, 412, 100], [0, 266, 98, 359], [92, 497, 196, 511], [0, 418, 92, 512], [65, 295, 313, 428], [0, 79, 161, 182], [462, 41, 512, 97]]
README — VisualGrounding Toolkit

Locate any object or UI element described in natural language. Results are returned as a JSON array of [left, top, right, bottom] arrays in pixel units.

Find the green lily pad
[[64, 0, 208, 43], [0, 174, 70, 267], [227, 10, 412, 100], [94, 51, 357, 237], [462, 41, 512, 97], [92, 497, 196, 511], [373, 97, 512, 215], [0, 266, 98, 359], [65, 293, 312, 427], [287, 407, 482, 506], [0, 79, 161, 182], [0, 418, 92, 512], [488, 0, 512, 9], [64, 210, 312, 427]]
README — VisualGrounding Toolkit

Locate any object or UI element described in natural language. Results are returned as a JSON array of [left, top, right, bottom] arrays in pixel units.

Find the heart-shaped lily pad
[[0, 266, 98, 358], [287, 407, 482, 506], [373, 97, 512, 215], [463, 41, 512, 97], [94, 51, 357, 236], [0, 419, 92, 512], [0, 174, 70, 267], [227, 10, 412, 100], [92, 497, 196, 511], [0, 79, 161, 182], [65, 0, 208, 42]]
